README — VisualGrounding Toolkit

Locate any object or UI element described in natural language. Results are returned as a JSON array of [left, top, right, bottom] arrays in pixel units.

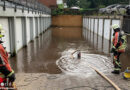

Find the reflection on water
[[10, 27, 89, 74], [52, 27, 82, 40], [10, 27, 129, 74], [83, 28, 110, 54], [10, 30, 62, 74]]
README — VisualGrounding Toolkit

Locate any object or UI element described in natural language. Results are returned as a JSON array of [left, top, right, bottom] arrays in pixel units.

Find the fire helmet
[[112, 24, 120, 30]]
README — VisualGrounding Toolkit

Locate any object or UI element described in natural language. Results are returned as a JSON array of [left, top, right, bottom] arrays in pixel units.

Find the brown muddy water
[[10, 27, 94, 74], [9, 27, 129, 74]]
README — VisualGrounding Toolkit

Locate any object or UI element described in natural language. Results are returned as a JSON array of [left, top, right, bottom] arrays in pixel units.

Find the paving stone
[[15, 73, 130, 90]]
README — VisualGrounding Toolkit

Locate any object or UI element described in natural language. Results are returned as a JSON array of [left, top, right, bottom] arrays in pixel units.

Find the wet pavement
[[10, 27, 100, 74], [9, 27, 130, 90], [15, 73, 130, 90], [10, 29, 61, 74]]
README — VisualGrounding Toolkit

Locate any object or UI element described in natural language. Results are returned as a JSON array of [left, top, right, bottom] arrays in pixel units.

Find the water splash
[[56, 49, 113, 77]]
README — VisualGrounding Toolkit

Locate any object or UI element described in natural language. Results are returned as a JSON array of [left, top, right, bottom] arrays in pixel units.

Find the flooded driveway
[[10, 27, 112, 74], [11, 27, 130, 90]]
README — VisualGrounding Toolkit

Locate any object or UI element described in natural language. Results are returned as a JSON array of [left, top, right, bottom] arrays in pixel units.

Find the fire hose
[[71, 50, 121, 90]]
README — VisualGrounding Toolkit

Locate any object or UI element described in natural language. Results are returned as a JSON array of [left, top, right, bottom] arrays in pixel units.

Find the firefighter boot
[[111, 70, 120, 74]]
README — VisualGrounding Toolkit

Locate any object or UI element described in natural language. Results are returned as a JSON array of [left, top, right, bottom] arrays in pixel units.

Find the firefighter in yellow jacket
[[111, 24, 127, 74]]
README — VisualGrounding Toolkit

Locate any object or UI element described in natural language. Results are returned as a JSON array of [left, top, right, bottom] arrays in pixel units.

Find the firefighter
[[0, 24, 15, 89], [111, 24, 127, 74]]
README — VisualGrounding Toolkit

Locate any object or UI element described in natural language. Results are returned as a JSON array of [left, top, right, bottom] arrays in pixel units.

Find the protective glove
[[7, 73, 15, 82], [115, 42, 120, 48], [111, 48, 116, 53], [0, 40, 3, 44], [0, 66, 15, 82], [0, 66, 11, 76]]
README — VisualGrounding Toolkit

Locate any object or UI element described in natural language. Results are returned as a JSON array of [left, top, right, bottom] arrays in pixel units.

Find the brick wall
[[39, 0, 57, 8], [52, 15, 82, 27]]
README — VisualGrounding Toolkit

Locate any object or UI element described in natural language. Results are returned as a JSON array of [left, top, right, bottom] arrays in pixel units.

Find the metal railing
[[0, 0, 51, 14]]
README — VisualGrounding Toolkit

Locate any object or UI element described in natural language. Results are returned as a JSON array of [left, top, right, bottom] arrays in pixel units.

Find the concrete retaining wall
[[0, 6, 51, 55], [52, 15, 82, 27]]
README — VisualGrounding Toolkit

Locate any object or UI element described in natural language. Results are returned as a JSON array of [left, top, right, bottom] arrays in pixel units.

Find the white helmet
[[112, 24, 120, 30]]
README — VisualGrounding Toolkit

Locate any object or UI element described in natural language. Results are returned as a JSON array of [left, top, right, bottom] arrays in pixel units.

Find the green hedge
[[52, 8, 98, 16]]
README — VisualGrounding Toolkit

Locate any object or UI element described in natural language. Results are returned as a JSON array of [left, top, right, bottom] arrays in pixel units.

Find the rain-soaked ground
[[9, 27, 130, 90]]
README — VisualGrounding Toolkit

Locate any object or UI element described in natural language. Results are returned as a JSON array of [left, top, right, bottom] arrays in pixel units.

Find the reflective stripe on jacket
[[0, 44, 12, 79], [112, 31, 126, 52], [112, 32, 119, 48], [118, 35, 127, 52]]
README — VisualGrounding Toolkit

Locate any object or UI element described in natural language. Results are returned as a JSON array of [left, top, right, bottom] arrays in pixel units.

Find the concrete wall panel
[[35, 18, 38, 37], [87, 18, 89, 29], [15, 18, 23, 51], [29, 17, 34, 40], [85, 18, 88, 28], [91, 19, 94, 32], [33, 17, 36, 38], [104, 19, 111, 40], [98, 19, 103, 36], [26, 18, 31, 43], [85, 18, 87, 28], [37, 18, 41, 35], [83, 18, 85, 27], [83, 18, 85, 28], [94, 19, 98, 34], [89, 18, 91, 30], [0, 5, 51, 54]]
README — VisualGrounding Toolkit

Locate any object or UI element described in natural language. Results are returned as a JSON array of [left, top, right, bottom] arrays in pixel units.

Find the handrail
[[0, 0, 51, 14]]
